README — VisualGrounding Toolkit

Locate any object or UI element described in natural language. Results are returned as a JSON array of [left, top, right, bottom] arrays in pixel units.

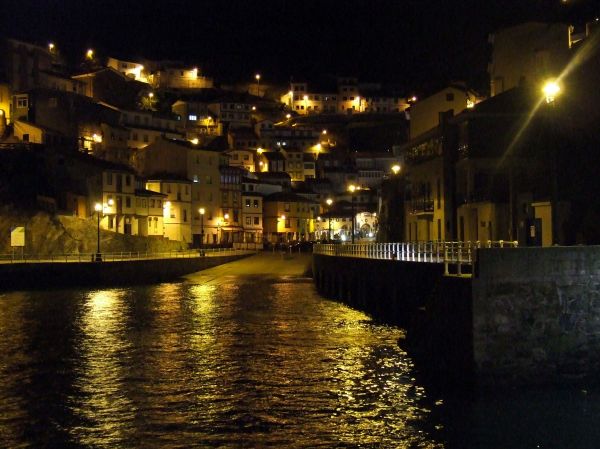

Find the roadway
[[183, 251, 312, 284]]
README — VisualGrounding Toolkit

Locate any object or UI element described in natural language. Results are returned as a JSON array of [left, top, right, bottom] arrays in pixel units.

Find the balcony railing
[[314, 240, 518, 277], [410, 198, 434, 214]]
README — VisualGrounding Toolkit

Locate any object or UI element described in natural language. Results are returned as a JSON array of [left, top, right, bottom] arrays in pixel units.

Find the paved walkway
[[184, 252, 312, 284]]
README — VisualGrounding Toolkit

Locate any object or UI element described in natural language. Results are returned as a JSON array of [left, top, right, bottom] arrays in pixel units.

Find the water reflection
[[2, 276, 599, 448], [73, 289, 134, 447]]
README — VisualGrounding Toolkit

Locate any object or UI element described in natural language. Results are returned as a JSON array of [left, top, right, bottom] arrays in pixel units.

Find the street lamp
[[326, 198, 333, 241], [348, 185, 357, 243], [391, 164, 401, 175], [255, 73, 261, 96], [279, 214, 287, 242], [543, 80, 560, 104], [199, 207, 205, 247], [94, 202, 102, 261], [542, 79, 562, 244]]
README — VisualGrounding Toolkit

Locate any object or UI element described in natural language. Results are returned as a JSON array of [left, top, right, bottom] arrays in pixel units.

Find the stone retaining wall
[[473, 246, 600, 386], [0, 254, 250, 290]]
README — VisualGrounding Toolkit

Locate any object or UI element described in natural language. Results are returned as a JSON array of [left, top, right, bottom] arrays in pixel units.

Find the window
[[16, 97, 28, 108], [125, 196, 131, 208], [106, 173, 113, 185], [150, 199, 155, 207], [285, 218, 290, 228], [206, 175, 212, 184], [183, 209, 188, 222], [284, 203, 290, 212], [253, 199, 259, 208], [132, 132, 138, 141], [125, 175, 131, 186], [193, 175, 198, 183], [143, 134, 149, 143], [245, 199, 251, 207], [246, 217, 251, 225], [189, 114, 197, 121], [254, 217, 260, 225]]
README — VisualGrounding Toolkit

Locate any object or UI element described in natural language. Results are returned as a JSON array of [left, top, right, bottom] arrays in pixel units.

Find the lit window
[[189, 114, 198, 121]]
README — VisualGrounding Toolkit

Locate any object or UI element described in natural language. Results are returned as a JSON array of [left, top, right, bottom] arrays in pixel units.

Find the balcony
[[410, 198, 434, 215]]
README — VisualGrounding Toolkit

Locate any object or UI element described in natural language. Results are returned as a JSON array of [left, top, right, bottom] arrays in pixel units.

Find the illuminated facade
[[241, 179, 263, 243], [409, 85, 481, 139], [263, 192, 314, 242], [280, 77, 408, 116], [146, 177, 192, 243], [107, 57, 150, 83], [136, 137, 224, 246], [152, 66, 213, 90]]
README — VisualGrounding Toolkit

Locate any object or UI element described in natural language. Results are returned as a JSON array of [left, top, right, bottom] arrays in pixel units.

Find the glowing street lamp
[[391, 164, 401, 175], [543, 80, 561, 104], [48, 42, 55, 52], [348, 185, 357, 243], [326, 198, 333, 240], [255, 73, 261, 96], [86, 49, 94, 60], [199, 207, 205, 247], [94, 202, 102, 261]]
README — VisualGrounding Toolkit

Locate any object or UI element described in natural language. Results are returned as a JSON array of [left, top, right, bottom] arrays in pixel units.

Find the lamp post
[[94, 202, 102, 261], [326, 198, 333, 241], [281, 214, 286, 242], [255, 73, 261, 96], [199, 207, 205, 247], [348, 185, 357, 243], [542, 79, 561, 245], [303, 95, 308, 114]]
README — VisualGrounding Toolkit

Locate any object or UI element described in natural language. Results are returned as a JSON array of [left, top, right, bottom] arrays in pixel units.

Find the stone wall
[[0, 254, 250, 290], [0, 208, 187, 255], [473, 246, 600, 386]]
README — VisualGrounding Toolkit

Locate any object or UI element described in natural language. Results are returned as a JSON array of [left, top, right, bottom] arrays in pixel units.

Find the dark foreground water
[[1, 273, 600, 448]]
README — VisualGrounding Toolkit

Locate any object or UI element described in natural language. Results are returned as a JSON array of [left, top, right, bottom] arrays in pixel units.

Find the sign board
[[11, 226, 25, 247]]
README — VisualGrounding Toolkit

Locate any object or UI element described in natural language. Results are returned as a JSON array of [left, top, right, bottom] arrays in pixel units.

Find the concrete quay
[[0, 251, 254, 290], [313, 246, 600, 387]]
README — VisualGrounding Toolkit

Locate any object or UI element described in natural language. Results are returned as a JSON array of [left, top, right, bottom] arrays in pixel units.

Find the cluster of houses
[[2, 17, 599, 248]]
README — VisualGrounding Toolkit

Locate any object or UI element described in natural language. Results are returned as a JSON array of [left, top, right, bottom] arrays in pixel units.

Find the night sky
[[3, 0, 597, 93]]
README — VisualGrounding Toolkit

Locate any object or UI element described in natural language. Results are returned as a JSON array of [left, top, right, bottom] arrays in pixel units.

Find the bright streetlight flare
[[391, 164, 401, 175], [543, 80, 561, 104]]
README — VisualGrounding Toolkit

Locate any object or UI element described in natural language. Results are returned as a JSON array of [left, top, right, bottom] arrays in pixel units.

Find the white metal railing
[[313, 240, 518, 277], [0, 248, 256, 264]]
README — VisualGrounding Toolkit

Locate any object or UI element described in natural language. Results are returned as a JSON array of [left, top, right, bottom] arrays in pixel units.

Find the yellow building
[[241, 186, 263, 243], [263, 192, 313, 242], [146, 177, 192, 244], [106, 57, 150, 83], [99, 167, 137, 235], [134, 188, 167, 237], [409, 85, 480, 139], [136, 137, 224, 246]]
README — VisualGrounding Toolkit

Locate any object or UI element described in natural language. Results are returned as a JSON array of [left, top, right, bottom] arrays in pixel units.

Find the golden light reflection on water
[[73, 289, 134, 447]]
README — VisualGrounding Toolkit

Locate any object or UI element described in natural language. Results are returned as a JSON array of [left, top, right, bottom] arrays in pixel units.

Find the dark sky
[[3, 0, 597, 93]]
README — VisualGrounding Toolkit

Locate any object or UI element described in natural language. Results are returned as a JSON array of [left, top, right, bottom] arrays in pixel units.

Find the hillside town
[[2, 16, 600, 249]]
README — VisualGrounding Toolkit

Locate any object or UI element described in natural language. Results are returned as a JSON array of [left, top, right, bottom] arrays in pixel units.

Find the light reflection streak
[[72, 289, 134, 447]]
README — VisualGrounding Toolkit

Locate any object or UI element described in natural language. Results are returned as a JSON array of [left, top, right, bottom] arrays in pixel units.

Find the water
[[1, 269, 599, 448]]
